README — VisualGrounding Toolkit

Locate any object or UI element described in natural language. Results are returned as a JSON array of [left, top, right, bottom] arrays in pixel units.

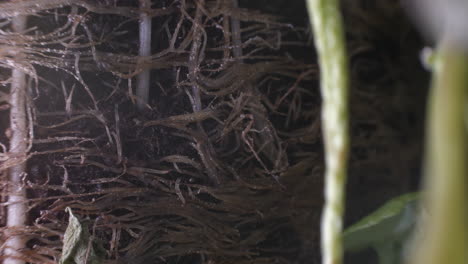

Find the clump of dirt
[[0, 1, 428, 264]]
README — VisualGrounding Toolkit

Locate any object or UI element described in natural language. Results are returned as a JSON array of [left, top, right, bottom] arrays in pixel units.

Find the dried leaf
[[60, 207, 103, 264]]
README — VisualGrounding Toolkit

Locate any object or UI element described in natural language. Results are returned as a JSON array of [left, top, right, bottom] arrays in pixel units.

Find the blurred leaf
[[60, 207, 103, 264]]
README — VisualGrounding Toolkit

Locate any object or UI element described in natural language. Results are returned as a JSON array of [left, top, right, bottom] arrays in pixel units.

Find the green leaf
[[344, 192, 419, 235], [343, 192, 421, 264]]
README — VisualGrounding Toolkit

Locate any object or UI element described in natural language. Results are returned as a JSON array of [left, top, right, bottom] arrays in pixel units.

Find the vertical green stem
[[410, 41, 468, 264], [306, 1, 350, 264]]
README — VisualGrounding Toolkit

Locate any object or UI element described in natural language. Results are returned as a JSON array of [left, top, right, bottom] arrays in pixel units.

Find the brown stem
[[230, 0, 285, 171], [230, 0, 243, 60], [187, 0, 220, 184]]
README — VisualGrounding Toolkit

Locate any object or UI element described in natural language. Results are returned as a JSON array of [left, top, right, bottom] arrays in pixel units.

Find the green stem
[[305, 1, 350, 264], [410, 41, 468, 264]]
